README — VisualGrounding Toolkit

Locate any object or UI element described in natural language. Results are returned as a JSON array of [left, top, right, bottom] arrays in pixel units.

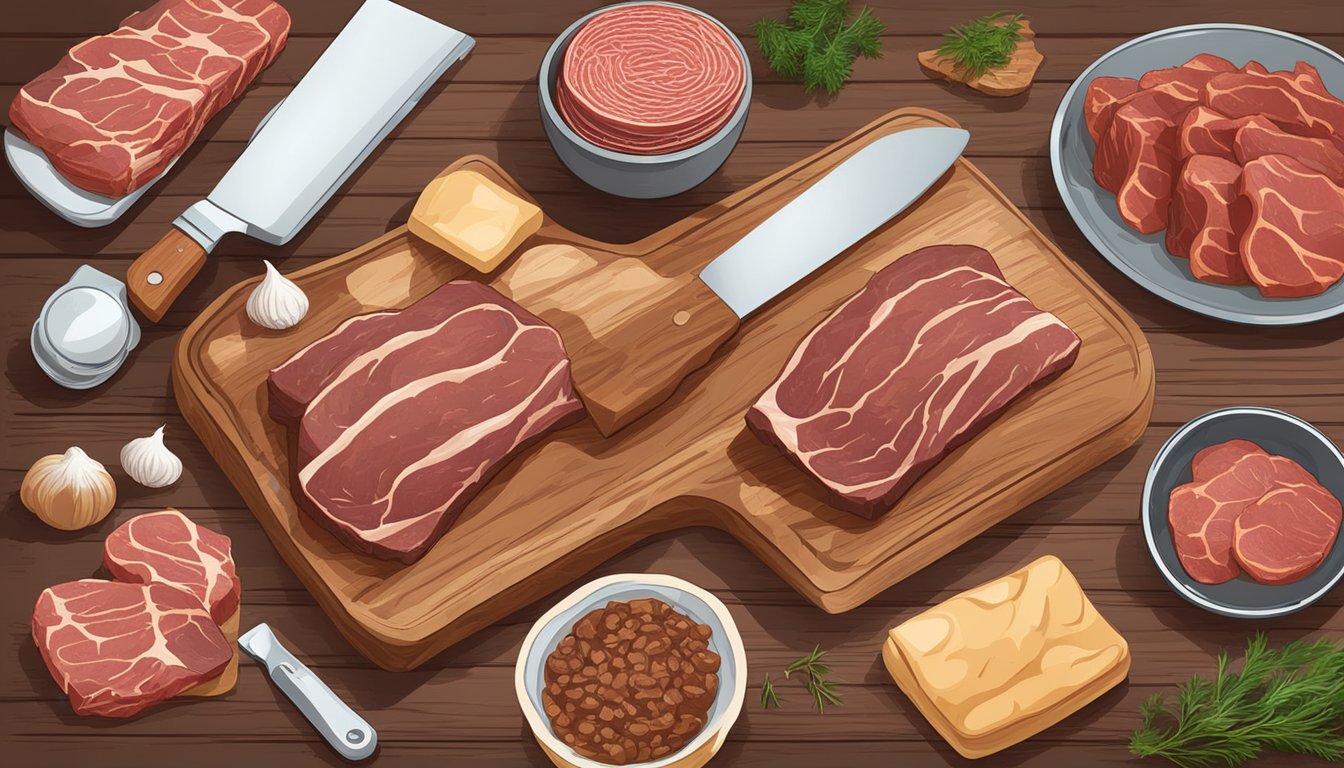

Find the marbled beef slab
[[746, 245, 1081, 520], [269, 281, 585, 563]]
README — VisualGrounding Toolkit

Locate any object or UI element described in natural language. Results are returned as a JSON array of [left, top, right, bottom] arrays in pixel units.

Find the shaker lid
[[42, 285, 131, 367]]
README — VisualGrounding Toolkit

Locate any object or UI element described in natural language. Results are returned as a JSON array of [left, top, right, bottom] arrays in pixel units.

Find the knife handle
[[127, 229, 207, 323], [497, 247, 740, 436]]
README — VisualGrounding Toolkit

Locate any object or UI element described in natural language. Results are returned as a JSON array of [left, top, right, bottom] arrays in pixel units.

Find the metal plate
[[1143, 407, 1344, 619], [1050, 24, 1344, 325]]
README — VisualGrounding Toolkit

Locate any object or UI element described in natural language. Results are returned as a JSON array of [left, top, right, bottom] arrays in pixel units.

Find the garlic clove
[[246, 260, 309, 330], [120, 425, 183, 489], [21, 446, 117, 531]]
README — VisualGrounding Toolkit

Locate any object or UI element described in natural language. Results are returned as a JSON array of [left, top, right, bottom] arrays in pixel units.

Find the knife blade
[[515, 124, 969, 436], [239, 623, 377, 762], [699, 126, 969, 317], [125, 0, 474, 321]]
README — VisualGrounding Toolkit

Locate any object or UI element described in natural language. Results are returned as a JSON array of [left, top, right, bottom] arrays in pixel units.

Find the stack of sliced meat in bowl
[[1085, 54, 1344, 298]]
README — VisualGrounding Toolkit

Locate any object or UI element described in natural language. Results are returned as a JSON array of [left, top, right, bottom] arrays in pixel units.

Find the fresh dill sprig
[[784, 645, 844, 712], [759, 672, 783, 709], [1130, 633, 1344, 768], [935, 11, 1024, 79], [754, 0, 885, 95]]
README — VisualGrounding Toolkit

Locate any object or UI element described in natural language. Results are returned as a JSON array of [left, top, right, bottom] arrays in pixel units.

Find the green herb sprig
[[754, 0, 885, 95], [1130, 633, 1344, 768], [757, 646, 844, 712], [935, 11, 1024, 79]]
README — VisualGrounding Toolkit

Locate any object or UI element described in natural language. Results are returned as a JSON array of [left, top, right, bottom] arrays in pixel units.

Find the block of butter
[[409, 169, 543, 273], [882, 555, 1129, 759]]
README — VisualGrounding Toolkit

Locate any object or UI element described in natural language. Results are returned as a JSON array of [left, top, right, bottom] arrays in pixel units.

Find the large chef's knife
[[500, 125, 969, 436], [126, 0, 475, 321]]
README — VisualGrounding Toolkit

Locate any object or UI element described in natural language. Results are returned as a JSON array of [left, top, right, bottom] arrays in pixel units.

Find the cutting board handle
[[498, 245, 740, 435], [127, 229, 208, 323]]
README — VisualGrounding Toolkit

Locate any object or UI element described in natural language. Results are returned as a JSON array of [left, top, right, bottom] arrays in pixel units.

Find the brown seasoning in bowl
[[542, 598, 722, 765]]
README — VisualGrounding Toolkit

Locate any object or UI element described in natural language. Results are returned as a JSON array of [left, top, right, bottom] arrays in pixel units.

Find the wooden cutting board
[[175, 108, 1154, 671]]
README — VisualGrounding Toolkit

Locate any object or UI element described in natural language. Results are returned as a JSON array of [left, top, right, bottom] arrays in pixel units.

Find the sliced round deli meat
[[32, 579, 232, 718], [556, 4, 744, 155], [1233, 455, 1343, 585], [103, 509, 241, 625]]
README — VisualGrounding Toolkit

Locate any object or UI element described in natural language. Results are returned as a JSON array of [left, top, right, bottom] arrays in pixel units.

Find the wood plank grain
[[3, 0, 1339, 36]]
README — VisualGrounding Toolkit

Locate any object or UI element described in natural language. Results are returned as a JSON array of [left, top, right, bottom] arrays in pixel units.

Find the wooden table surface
[[2, 2, 1341, 766]]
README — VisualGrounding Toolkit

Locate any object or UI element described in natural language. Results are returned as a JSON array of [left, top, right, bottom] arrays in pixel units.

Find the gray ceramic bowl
[[538, 2, 752, 199], [1050, 24, 1344, 325], [1143, 407, 1344, 618]]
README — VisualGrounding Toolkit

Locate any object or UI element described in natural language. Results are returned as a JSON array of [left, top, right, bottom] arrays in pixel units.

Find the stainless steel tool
[[32, 0, 474, 389], [239, 623, 377, 762]]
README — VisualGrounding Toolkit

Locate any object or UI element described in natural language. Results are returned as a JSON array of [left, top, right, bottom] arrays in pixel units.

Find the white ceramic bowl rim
[[514, 574, 748, 768], [538, 1, 752, 164], [1141, 406, 1344, 618]]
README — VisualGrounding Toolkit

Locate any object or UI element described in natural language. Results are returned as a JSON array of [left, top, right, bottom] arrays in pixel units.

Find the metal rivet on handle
[[347, 730, 365, 744], [672, 310, 691, 326], [147, 272, 164, 286]]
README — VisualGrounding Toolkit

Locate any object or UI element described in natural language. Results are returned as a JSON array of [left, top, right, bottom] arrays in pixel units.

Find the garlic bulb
[[246, 260, 308, 330], [21, 447, 117, 531], [120, 426, 183, 489]]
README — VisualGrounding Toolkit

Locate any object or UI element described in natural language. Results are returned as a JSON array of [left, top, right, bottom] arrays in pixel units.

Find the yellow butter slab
[[882, 555, 1130, 758], [409, 169, 542, 273]]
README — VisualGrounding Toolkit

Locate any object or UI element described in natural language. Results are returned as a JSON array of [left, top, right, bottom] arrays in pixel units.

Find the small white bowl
[[515, 574, 747, 768]]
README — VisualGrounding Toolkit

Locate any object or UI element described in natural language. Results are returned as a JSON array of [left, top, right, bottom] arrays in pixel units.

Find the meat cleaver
[[498, 126, 970, 435], [125, 0, 474, 322]]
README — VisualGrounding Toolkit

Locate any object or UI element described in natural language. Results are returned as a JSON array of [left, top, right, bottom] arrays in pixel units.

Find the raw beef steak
[[7, 0, 290, 197], [104, 509, 241, 624], [1084, 77, 1139, 143], [1191, 439, 1265, 480], [1167, 451, 1278, 584], [1138, 53, 1237, 91], [1239, 154, 1344, 298], [32, 580, 231, 718], [1204, 62, 1344, 154], [746, 245, 1081, 519], [1095, 102, 1180, 232], [270, 281, 586, 563], [1233, 115, 1344, 184], [1177, 107, 1252, 162], [1234, 456, 1342, 585], [1166, 155, 1250, 283]]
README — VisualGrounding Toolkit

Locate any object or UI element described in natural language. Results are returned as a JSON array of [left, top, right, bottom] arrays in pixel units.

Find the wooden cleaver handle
[[127, 229, 208, 323], [497, 244, 740, 436]]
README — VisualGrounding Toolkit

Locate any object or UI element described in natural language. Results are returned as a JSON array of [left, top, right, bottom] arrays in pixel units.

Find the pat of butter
[[408, 170, 543, 273]]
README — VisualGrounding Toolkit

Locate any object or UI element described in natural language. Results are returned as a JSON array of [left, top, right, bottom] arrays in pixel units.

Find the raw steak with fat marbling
[[1233, 115, 1344, 184], [104, 509, 240, 625], [1166, 155, 1251, 283], [269, 281, 586, 563], [1234, 455, 1342, 585], [1167, 449, 1278, 584], [32, 580, 231, 718], [1084, 76, 1139, 144], [1177, 107, 1252, 163], [746, 245, 1081, 520], [1239, 154, 1344, 298]]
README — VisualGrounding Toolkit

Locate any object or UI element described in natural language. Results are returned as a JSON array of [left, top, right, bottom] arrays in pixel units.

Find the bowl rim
[[514, 573, 748, 768], [538, 0, 753, 164], [1048, 23, 1344, 326], [1141, 406, 1344, 618]]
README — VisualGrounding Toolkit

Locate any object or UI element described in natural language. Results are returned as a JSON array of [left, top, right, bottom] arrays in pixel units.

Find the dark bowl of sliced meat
[[1143, 407, 1344, 618], [538, 2, 751, 199]]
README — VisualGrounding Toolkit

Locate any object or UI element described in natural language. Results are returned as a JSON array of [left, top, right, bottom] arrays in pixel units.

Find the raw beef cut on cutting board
[[746, 245, 1081, 520], [269, 281, 586, 563], [32, 580, 231, 718], [1234, 456, 1343, 584], [7, 0, 290, 197], [1239, 154, 1344, 298], [1167, 450, 1277, 584], [104, 509, 241, 625], [1166, 155, 1251, 283]]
